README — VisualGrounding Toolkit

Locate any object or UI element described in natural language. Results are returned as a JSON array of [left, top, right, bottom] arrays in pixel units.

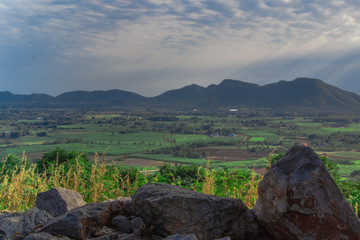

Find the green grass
[[249, 137, 266, 142], [174, 134, 208, 143], [129, 153, 214, 165], [295, 122, 323, 127], [322, 124, 360, 133], [327, 152, 360, 158], [212, 157, 268, 168], [17, 119, 43, 123]]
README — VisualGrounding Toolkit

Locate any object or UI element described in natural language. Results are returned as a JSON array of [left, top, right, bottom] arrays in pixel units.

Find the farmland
[[1, 107, 360, 181]]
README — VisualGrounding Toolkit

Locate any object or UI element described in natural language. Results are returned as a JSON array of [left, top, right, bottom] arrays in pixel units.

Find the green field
[[249, 137, 266, 142], [2, 110, 360, 183], [129, 153, 213, 165]]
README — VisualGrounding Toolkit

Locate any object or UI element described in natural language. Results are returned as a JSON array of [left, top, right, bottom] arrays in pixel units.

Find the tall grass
[[0, 152, 263, 212], [0, 152, 359, 218], [0, 153, 139, 211], [0, 153, 47, 211]]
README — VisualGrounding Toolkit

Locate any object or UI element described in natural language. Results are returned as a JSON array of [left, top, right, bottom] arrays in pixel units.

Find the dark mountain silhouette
[[55, 89, 145, 106], [148, 78, 360, 109], [0, 91, 53, 104], [1, 78, 360, 110]]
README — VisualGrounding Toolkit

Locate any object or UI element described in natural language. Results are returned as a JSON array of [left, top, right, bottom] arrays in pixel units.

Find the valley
[[2, 107, 360, 182]]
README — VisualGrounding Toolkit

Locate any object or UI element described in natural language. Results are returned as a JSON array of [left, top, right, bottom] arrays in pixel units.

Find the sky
[[1, 0, 360, 97]]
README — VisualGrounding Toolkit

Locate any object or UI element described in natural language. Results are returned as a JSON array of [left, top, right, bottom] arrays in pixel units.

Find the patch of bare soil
[[253, 168, 267, 176], [318, 151, 359, 160], [58, 131, 89, 135], [25, 151, 47, 162], [324, 155, 356, 160], [101, 156, 168, 168], [122, 158, 166, 168], [195, 147, 267, 162]]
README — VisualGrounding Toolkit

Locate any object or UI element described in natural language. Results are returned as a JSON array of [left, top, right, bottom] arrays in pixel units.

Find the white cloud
[[1, 0, 360, 95]]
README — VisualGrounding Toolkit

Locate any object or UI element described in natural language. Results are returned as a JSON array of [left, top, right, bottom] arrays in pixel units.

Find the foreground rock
[[36, 187, 86, 217], [129, 183, 260, 240], [254, 146, 360, 240], [39, 199, 129, 240], [0, 208, 53, 239]]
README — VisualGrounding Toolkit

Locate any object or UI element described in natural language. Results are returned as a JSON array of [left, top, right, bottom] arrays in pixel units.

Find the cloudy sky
[[1, 0, 360, 97]]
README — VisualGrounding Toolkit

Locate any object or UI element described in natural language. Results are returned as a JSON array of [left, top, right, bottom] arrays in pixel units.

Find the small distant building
[[210, 133, 220, 137], [193, 109, 198, 112], [229, 109, 238, 112], [227, 133, 236, 138]]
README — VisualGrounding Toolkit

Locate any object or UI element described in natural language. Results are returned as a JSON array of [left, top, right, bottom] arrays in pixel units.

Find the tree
[[36, 132, 47, 137], [36, 148, 90, 174], [10, 132, 20, 138]]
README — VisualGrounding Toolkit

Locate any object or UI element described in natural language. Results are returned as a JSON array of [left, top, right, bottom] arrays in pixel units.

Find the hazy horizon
[[2, 77, 359, 99], [1, 1, 360, 96]]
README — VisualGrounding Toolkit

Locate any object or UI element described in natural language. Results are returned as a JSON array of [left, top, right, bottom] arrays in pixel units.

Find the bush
[[35, 148, 90, 174], [36, 132, 47, 137], [155, 164, 205, 188], [351, 170, 360, 177]]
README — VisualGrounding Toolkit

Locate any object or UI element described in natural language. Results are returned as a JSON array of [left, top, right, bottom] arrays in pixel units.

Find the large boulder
[[128, 183, 259, 240], [254, 146, 360, 240], [35, 187, 86, 217]]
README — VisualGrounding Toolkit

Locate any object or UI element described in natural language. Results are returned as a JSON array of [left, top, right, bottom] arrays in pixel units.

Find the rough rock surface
[[163, 234, 199, 240], [128, 183, 259, 240], [36, 187, 86, 217], [0, 208, 52, 240], [18, 207, 53, 235], [0, 212, 21, 239], [23, 232, 71, 240], [39, 201, 115, 240], [254, 146, 360, 240], [112, 215, 131, 233]]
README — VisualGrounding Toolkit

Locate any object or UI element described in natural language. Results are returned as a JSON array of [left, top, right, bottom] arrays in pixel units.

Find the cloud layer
[[1, 0, 360, 96]]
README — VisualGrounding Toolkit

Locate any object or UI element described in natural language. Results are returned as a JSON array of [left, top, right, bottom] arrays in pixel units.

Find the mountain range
[[2, 78, 360, 110]]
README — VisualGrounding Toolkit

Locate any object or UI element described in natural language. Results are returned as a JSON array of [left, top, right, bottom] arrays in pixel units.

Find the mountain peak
[[0, 78, 359, 110], [218, 79, 259, 88]]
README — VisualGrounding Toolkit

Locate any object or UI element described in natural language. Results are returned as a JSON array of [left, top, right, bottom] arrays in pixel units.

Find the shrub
[[36, 148, 90, 174]]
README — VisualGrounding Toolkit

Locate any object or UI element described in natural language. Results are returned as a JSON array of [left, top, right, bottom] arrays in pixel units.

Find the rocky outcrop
[[254, 146, 360, 240], [1, 146, 359, 240], [128, 183, 259, 240]]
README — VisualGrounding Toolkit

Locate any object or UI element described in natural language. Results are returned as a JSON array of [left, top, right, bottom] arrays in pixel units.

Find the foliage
[[154, 164, 205, 187], [0, 155, 42, 211], [318, 154, 340, 182], [0, 149, 262, 211], [266, 153, 284, 170], [152, 163, 260, 208], [0, 148, 357, 216], [339, 181, 360, 217], [35, 147, 90, 174], [0, 153, 30, 178]]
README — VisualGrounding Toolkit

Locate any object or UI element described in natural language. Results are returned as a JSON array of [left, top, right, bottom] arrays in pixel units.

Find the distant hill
[[148, 78, 360, 110], [1, 78, 360, 110], [0, 91, 53, 105], [55, 89, 146, 106]]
